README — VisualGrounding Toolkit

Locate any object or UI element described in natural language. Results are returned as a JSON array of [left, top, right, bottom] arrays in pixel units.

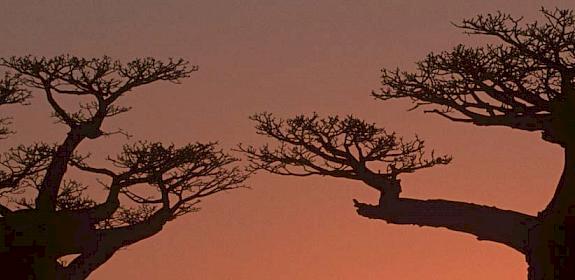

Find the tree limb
[[63, 209, 171, 280], [375, 8, 575, 145], [353, 198, 536, 254]]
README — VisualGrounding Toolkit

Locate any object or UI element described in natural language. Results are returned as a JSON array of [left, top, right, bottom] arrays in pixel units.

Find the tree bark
[[526, 143, 575, 280], [0, 209, 96, 279], [0, 250, 64, 280], [353, 139, 575, 280], [0, 209, 168, 280], [62, 209, 171, 280], [353, 198, 535, 254], [35, 130, 85, 212]]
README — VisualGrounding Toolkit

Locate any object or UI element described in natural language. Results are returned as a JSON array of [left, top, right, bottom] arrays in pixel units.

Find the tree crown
[[375, 8, 575, 146], [0, 55, 247, 278], [240, 113, 450, 197]]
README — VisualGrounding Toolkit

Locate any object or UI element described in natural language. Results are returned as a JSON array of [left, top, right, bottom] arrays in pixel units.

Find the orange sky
[[1, 1, 574, 279]]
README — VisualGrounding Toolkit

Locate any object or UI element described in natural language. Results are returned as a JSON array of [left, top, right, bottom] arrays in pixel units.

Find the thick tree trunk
[[35, 130, 85, 212], [0, 244, 66, 279], [353, 141, 575, 280], [527, 143, 575, 280], [0, 210, 92, 280], [526, 215, 575, 280]]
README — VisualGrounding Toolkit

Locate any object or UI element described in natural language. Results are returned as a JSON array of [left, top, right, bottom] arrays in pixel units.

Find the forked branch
[[243, 113, 535, 252]]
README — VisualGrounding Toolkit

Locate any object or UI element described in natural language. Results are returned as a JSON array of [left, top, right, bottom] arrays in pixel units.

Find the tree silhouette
[[0, 74, 30, 138], [243, 8, 575, 280], [0, 55, 248, 279]]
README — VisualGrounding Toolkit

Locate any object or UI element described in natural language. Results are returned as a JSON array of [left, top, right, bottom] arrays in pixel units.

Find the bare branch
[[0, 55, 197, 211], [241, 113, 450, 199], [353, 198, 536, 254], [0, 55, 246, 279], [375, 8, 575, 146], [0, 55, 196, 132], [0, 143, 54, 195], [0, 73, 30, 138], [99, 141, 248, 225]]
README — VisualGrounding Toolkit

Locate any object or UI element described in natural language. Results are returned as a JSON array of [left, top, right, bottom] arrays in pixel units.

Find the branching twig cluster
[[374, 8, 575, 145], [240, 113, 450, 197], [0, 55, 247, 279]]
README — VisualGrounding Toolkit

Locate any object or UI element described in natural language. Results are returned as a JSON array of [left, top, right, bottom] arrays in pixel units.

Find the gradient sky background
[[1, 1, 574, 279]]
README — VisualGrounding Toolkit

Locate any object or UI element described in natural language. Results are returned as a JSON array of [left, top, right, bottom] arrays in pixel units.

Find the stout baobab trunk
[[0, 208, 171, 279], [0, 210, 95, 279], [526, 215, 575, 280], [527, 144, 575, 280], [353, 143, 575, 280], [0, 213, 64, 279]]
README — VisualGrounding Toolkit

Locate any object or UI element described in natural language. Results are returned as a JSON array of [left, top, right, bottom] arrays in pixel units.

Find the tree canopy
[[375, 8, 575, 147], [244, 8, 575, 280], [0, 55, 247, 279], [240, 113, 450, 201]]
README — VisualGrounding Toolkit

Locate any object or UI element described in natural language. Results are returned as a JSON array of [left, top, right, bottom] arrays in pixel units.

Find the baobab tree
[[242, 8, 575, 280], [0, 55, 248, 279]]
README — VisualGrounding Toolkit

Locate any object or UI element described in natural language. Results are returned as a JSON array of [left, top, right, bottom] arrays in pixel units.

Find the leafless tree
[[0, 55, 248, 279], [243, 8, 575, 280]]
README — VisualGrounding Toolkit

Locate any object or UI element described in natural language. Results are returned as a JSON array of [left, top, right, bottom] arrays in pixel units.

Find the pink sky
[[0, 1, 573, 279]]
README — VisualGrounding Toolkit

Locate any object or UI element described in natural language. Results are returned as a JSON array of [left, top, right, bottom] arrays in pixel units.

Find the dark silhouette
[[0, 56, 248, 279], [0, 73, 30, 138], [243, 8, 575, 280]]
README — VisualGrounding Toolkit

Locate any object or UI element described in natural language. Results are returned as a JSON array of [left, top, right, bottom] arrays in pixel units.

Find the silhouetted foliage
[[240, 113, 450, 201], [0, 55, 247, 279], [0, 74, 30, 137], [246, 8, 575, 280], [375, 8, 575, 147]]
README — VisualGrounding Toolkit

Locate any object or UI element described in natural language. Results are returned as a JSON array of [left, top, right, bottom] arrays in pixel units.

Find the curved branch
[[44, 85, 76, 127], [35, 132, 85, 211], [456, 9, 572, 72], [63, 209, 170, 279], [376, 9, 575, 145], [353, 198, 536, 254]]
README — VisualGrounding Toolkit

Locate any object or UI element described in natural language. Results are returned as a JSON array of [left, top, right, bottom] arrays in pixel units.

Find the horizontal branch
[[71, 162, 117, 178], [353, 198, 537, 254]]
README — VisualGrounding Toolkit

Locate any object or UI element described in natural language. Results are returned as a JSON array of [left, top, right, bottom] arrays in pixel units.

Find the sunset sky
[[1, 1, 574, 279]]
